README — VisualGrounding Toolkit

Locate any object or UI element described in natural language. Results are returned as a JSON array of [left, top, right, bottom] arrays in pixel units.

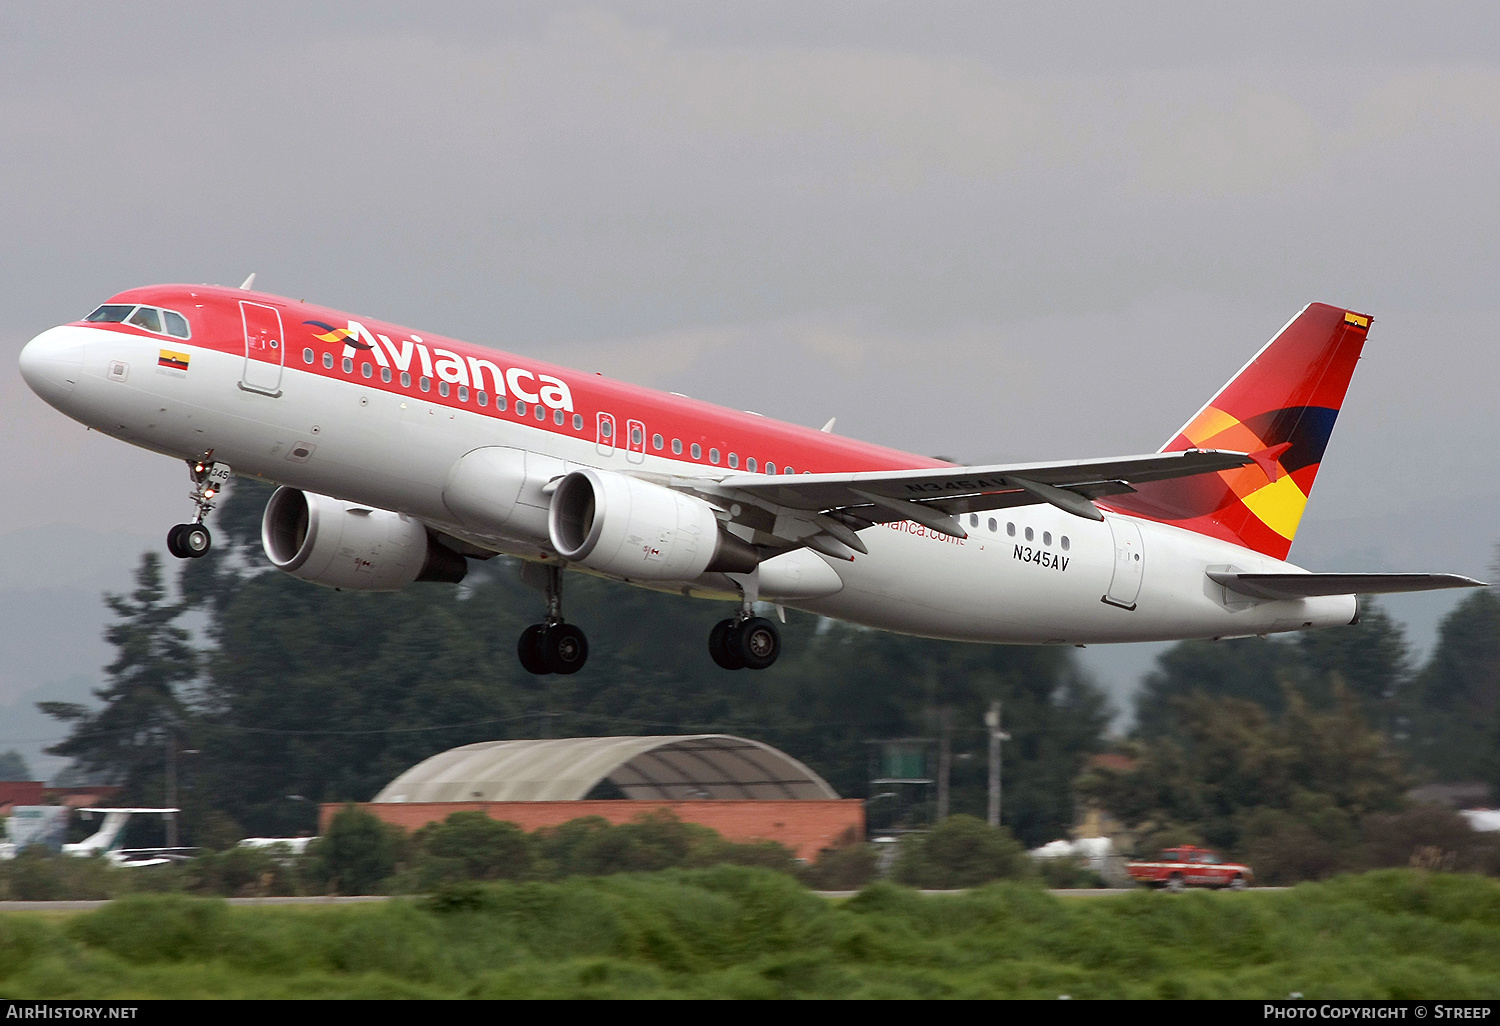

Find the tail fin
[[1102, 303, 1371, 560]]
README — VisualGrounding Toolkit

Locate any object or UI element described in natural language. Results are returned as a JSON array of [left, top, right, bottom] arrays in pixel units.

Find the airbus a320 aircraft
[[19, 284, 1482, 674]]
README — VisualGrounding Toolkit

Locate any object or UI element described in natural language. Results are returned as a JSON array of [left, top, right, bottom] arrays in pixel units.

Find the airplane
[[18, 283, 1484, 675]]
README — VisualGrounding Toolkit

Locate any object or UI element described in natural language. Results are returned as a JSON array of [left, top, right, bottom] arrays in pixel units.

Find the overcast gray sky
[[2, 2, 1497, 767]]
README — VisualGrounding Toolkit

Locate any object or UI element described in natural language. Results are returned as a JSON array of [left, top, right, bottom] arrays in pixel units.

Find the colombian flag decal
[[158, 349, 190, 371]]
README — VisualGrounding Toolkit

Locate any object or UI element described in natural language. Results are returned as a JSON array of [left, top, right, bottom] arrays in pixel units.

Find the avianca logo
[[303, 319, 575, 412]]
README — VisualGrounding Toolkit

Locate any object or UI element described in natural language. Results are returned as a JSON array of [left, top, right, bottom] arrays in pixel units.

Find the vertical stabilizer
[[1102, 303, 1371, 559]]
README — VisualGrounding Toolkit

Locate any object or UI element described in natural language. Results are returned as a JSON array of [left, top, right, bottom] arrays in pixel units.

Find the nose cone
[[19, 325, 86, 409]]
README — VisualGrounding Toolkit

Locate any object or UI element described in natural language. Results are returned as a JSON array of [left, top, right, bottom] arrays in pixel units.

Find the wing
[[662, 449, 1253, 560], [1208, 572, 1487, 601]]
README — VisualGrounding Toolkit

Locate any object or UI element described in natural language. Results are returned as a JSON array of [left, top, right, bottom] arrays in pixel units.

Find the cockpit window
[[85, 304, 134, 323], [127, 307, 162, 333], [89, 304, 191, 339]]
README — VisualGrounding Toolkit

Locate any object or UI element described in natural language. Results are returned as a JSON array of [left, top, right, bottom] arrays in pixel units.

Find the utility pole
[[164, 723, 177, 850], [935, 707, 953, 822], [986, 701, 1011, 828]]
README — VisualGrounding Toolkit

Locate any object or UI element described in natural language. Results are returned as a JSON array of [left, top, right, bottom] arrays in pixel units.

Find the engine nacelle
[[262, 487, 467, 591], [548, 468, 758, 581]]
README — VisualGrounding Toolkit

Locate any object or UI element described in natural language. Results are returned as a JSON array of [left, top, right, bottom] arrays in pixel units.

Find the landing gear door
[[1103, 516, 1144, 610], [240, 301, 284, 396]]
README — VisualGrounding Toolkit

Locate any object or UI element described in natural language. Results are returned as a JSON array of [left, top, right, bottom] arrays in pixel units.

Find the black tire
[[708, 618, 745, 670], [180, 523, 212, 558], [1228, 874, 1248, 891], [517, 624, 551, 675], [734, 616, 781, 670], [166, 524, 187, 559], [542, 623, 588, 675], [1166, 873, 1185, 893]]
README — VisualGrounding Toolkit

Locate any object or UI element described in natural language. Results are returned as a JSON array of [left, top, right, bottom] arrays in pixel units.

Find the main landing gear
[[708, 571, 781, 670], [166, 453, 228, 560], [708, 615, 781, 670], [517, 563, 589, 675]]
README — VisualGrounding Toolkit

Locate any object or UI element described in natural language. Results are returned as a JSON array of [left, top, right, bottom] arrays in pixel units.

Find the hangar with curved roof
[[372, 735, 840, 803]]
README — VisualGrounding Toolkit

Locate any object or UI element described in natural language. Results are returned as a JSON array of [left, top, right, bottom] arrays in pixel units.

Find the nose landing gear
[[517, 563, 589, 675], [166, 453, 229, 559]]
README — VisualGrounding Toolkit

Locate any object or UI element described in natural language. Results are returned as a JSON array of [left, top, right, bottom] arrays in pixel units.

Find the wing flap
[[719, 449, 1251, 516], [1208, 571, 1486, 601]]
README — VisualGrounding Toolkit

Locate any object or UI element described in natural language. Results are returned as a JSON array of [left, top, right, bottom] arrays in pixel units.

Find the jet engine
[[262, 487, 467, 590], [548, 468, 758, 581]]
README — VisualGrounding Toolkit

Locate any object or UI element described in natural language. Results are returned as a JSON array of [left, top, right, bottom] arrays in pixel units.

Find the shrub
[[414, 811, 532, 883], [892, 816, 1035, 889], [312, 805, 403, 894], [797, 844, 879, 890]]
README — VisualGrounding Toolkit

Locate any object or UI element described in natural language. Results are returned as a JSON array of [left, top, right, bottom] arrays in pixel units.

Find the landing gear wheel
[[542, 623, 588, 675], [518, 624, 551, 676], [709, 618, 746, 670], [167, 523, 211, 559], [734, 616, 781, 670]]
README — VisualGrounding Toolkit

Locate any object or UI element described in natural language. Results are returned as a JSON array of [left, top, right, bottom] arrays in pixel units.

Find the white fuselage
[[20, 322, 1357, 644]]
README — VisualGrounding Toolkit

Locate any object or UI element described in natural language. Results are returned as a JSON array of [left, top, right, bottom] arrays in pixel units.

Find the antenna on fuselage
[[820, 417, 836, 433], [238, 273, 257, 290]]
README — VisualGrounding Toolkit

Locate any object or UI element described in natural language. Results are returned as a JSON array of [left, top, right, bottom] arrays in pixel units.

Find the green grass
[[1, 868, 1498, 998]]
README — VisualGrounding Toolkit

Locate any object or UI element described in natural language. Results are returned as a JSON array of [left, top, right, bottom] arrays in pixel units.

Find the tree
[[1134, 599, 1413, 738], [0, 750, 31, 780], [1402, 586, 1500, 793], [1080, 680, 1407, 871], [38, 553, 198, 804]]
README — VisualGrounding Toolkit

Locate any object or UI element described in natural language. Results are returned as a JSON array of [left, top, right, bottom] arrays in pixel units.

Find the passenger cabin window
[[691, 443, 702, 459], [477, 391, 488, 407], [1006, 522, 1015, 537], [709, 448, 720, 464], [1025, 527, 1034, 541], [303, 348, 314, 364], [572, 413, 583, 429], [514, 400, 526, 415], [381, 367, 392, 383], [438, 381, 450, 397], [746, 458, 757, 472], [555, 409, 565, 425], [323, 353, 334, 369], [673, 439, 683, 454], [400, 372, 411, 387], [343, 358, 354, 373], [362, 363, 373, 379], [653, 434, 664, 450], [1043, 532, 1052, 546], [457, 385, 468, 402], [727, 453, 738, 468], [1061, 536, 1070, 551], [969, 514, 979, 527], [536, 405, 546, 421], [988, 518, 997, 532]]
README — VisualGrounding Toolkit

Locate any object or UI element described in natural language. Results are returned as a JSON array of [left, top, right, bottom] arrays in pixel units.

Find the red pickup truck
[[1127, 845, 1253, 891]]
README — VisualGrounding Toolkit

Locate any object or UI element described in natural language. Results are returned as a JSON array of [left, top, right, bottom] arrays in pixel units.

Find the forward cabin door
[[1103, 516, 1144, 610], [240, 301, 285, 396]]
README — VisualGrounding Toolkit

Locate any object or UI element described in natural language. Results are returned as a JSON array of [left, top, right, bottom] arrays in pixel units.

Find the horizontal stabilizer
[[1207, 571, 1486, 601]]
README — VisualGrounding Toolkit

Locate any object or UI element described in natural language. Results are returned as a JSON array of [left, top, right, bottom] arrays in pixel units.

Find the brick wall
[[325, 799, 864, 860]]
